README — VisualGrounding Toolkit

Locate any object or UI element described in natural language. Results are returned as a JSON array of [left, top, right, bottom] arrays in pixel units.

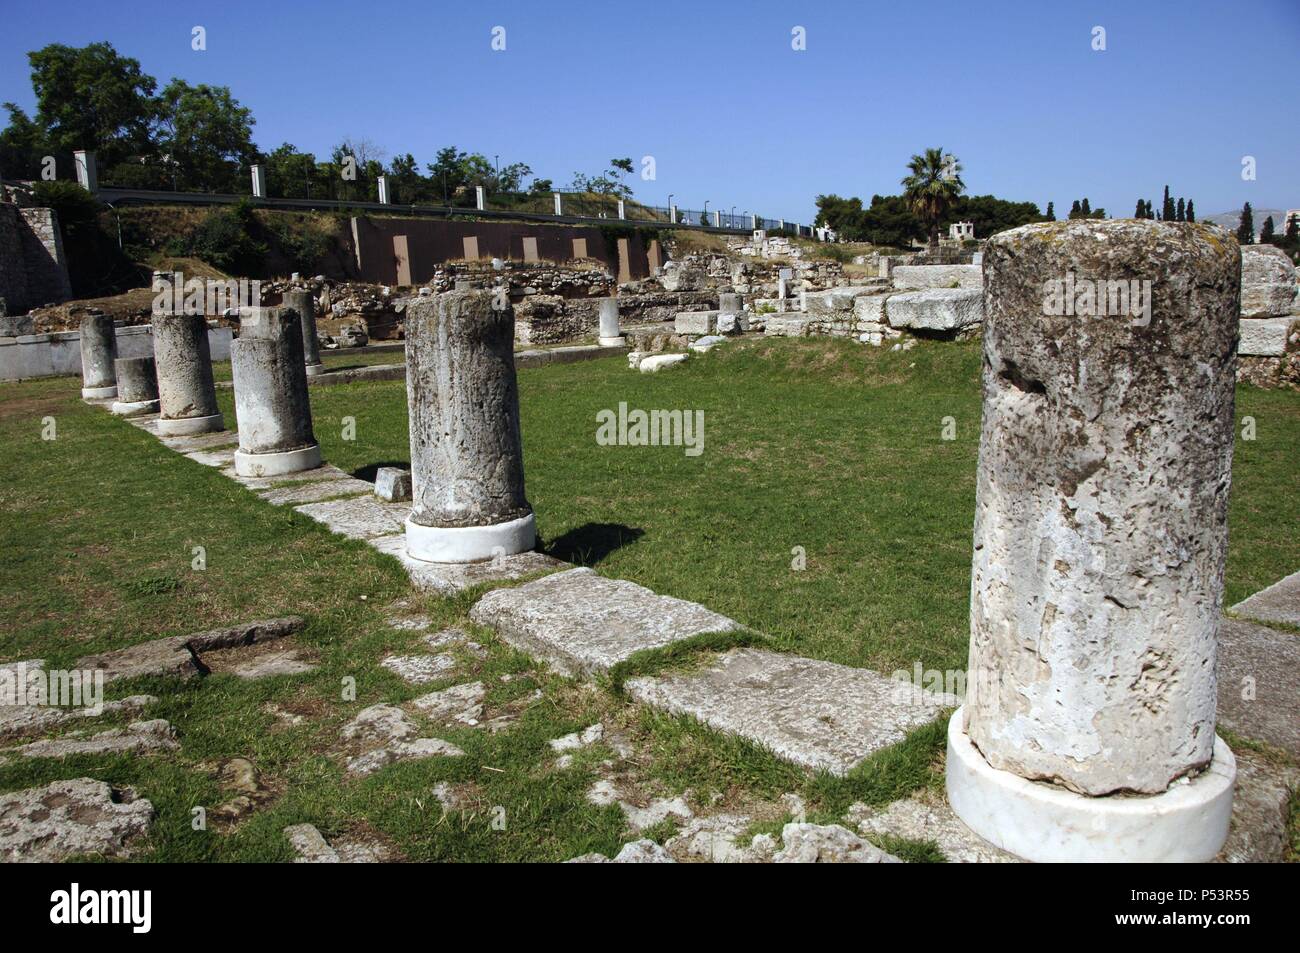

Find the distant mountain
[[1201, 207, 1290, 238]]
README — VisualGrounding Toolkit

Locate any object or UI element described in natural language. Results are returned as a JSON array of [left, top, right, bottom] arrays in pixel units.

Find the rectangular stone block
[[802, 287, 877, 315], [1237, 317, 1298, 357], [764, 314, 812, 337], [853, 294, 887, 326], [891, 264, 982, 290], [625, 648, 956, 775], [885, 288, 983, 331], [468, 567, 740, 676], [674, 311, 718, 335]]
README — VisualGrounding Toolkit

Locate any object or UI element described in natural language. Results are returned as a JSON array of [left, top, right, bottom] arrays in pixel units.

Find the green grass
[[1, 337, 1297, 863]]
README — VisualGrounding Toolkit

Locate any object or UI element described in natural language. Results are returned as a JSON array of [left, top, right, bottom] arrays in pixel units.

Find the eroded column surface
[[967, 219, 1237, 790], [404, 290, 534, 562], [80, 313, 118, 398], [230, 306, 320, 476], [152, 311, 224, 435], [282, 289, 324, 375], [110, 356, 159, 416], [965, 220, 1240, 796]]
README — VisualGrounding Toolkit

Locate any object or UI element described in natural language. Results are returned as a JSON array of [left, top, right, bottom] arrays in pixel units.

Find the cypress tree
[[1260, 216, 1275, 244], [1081, 198, 1092, 217], [1236, 203, 1254, 244], [1185, 200, 1195, 223], [1069, 200, 1082, 219], [1134, 199, 1145, 219], [1176, 198, 1185, 222], [1045, 201, 1055, 221], [1162, 185, 1175, 222]]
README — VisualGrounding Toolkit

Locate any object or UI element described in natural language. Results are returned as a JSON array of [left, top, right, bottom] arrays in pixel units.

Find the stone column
[[251, 164, 267, 198], [282, 289, 324, 376], [404, 290, 534, 563], [946, 220, 1239, 862], [74, 150, 97, 193], [79, 312, 118, 399], [597, 297, 624, 346], [153, 312, 224, 435], [230, 307, 321, 477], [110, 357, 159, 416]]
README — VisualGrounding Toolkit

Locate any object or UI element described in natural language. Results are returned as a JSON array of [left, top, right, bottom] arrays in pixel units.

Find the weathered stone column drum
[[282, 289, 324, 376], [230, 307, 321, 477], [404, 291, 535, 563], [598, 297, 624, 347], [110, 357, 159, 416], [152, 312, 224, 435], [79, 313, 118, 399], [946, 220, 1240, 862]]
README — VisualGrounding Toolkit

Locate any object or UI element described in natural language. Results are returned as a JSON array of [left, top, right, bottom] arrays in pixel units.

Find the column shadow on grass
[[352, 461, 410, 481], [544, 522, 645, 566]]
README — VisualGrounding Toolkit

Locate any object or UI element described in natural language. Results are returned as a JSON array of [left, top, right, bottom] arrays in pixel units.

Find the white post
[[750, 213, 758, 230], [251, 164, 267, 198], [713, 210, 721, 228], [617, 199, 626, 220], [669, 203, 678, 224], [475, 185, 486, 211], [553, 192, 562, 216], [377, 175, 391, 204], [74, 150, 97, 193]]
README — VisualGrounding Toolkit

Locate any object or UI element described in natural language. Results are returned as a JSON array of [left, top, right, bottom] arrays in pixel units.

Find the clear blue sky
[[3, 0, 1297, 224]]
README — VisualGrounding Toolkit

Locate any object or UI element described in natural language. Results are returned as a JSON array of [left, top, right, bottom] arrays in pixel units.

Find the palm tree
[[901, 148, 965, 251]]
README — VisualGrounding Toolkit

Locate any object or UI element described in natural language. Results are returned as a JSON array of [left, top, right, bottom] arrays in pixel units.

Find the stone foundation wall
[[0, 322, 232, 382], [0, 204, 72, 315]]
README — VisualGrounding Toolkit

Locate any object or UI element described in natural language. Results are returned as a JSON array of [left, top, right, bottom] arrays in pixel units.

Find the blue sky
[[2, 0, 1297, 224]]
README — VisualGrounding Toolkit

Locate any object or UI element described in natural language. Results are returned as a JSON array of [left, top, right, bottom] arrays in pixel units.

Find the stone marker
[[79, 312, 118, 399], [947, 220, 1240, 862], [403, 291, 535, 562], [110, 356, 159, 416], [283, 289, 325, 376], [152, 311, 225, 435], [374, 466, 412, 502], [230, 307, 322, 477], [597, 297, 624, 346]]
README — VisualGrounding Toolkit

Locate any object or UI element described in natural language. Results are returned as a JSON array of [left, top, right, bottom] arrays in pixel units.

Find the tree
[[1162, 185, 1175, 222], [1176, 198, 1185, 222], [1081, 198, 1092, 217], [25, 42, 158, 167], [1069, 200, 1082, 219], [1185, 200, 1195, 223], [900, 147, 964, 251], [1045, 201, 1055, 221], [1134, 199, 1145, 219], [155, 80, 256, 192], [1237, 203, 1254, 244], [609, 157, 634, 195], [1259, 215, 1276, 244], [262, 142, 318, 199], [0, 103, 46, 178]]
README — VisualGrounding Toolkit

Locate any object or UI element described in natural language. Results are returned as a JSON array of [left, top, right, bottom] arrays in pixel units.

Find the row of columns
[[78, 221, 1241, 861]]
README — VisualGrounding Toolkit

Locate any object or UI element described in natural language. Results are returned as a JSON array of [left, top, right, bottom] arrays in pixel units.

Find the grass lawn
[[1, 337, 1296, 862]]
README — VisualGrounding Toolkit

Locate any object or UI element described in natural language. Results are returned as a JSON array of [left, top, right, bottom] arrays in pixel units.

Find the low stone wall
[[0, 204, 72, 315], [0, 322, 232, 383]]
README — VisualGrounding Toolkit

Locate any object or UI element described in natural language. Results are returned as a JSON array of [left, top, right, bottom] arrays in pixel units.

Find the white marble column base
[[404, 512, 536, 564], [82, 384, 118, 399], [110, 398, 160, 417], [945, 707, 1235, 863], [157, 413, 225, 436], [233, 443, 322, 477], [598, 336, 626, 347]]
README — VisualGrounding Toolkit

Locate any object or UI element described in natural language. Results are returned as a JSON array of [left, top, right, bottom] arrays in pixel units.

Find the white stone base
[[945, 708, 1235, 863], [110, 398, 159, 417], [234, 443, 322, 478], [404, 512, 536, 564], [156, 413, 225, 437], [305, 362, 326, 377], [81, 384, 117, 399], [598, 336, 626, 347]]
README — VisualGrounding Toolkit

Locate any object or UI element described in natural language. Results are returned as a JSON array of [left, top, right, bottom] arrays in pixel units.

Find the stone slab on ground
[[624, 648, 956, 775], [0, 694, 156, 738], [157, 429, 239, 453], [411, 681, 485, 724], [5, 719, 178, 760], [369, 534, 565, 594], [1217, 750, 1300, 863], [469, 567, 742, 677], [76, 617, 304, 683], [0, 778, 154, 862], [224, 463, 357, 490], [1216, 617, 1300, 758], [284, 823, 398, 863], [849, 795, 1020, 863], [295, 497, 410, 540], [380, 653, 457, 684], [772, 823, 902, 863], [1230, 569, 1300, 629], [259, 478, 373, 506], [567, 839, 676, 863], [185, 447, 237, 468], [890, 264, 983, 291]]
